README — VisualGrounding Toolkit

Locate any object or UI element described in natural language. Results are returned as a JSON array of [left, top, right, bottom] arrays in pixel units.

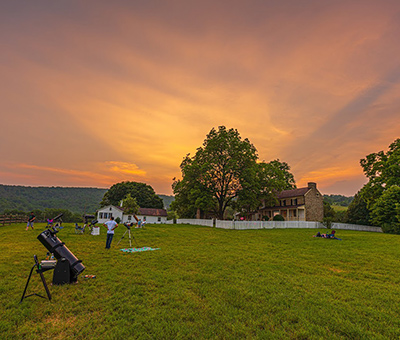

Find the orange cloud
[[105, 161, 146, 176]]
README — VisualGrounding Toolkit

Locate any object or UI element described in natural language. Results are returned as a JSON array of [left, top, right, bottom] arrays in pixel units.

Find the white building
[[97, 205, 168, 224]]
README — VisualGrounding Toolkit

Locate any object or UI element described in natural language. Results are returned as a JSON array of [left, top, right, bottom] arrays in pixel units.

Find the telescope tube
[[37, 229, 85, 276]]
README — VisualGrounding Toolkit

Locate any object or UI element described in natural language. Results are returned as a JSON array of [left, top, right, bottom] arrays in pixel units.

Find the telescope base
[[53, 259, 77, 285]]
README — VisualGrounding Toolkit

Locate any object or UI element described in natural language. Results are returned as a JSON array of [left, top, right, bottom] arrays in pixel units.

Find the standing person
[[103, 216, 118, 249], [26, 212, 35, 231]]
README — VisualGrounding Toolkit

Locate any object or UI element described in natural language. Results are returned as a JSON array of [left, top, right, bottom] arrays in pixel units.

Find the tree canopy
[[347, 138, 400, 232], [370, 185, 400, 234], [101, 181, 163, 209], [172, 126, 296, 219], [359, 138, 400, 209], [345, 191, 370, 226], [0, 185, 106, 214], [121, 193, 140, 215]]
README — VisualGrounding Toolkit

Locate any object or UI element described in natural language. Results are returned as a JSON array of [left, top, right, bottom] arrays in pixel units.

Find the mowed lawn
[[1, 223, 400, 339]]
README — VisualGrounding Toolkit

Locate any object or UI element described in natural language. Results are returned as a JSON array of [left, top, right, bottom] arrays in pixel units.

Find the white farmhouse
[[97, 205, 168, 224]]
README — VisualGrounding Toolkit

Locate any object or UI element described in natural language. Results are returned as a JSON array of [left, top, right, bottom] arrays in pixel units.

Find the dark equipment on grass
[[20, 255, 54, 303], [83, 214, 97, 233], [117, 222, 139, 248], [83, 214, 95, 223], [37, 228, 85, 285]]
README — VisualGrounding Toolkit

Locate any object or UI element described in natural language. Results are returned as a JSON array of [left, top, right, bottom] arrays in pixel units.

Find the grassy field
[[332, 205, 348, 212], [1, 223, 400, 339]]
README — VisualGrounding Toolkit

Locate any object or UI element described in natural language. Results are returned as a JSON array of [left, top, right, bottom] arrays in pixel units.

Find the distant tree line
[[0, 184, 174, 216], [323, 194, 353, 207], [0, 185, 107, 214]]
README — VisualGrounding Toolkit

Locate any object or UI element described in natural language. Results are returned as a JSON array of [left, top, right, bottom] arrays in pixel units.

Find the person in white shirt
[[103, 216, 118, 249]]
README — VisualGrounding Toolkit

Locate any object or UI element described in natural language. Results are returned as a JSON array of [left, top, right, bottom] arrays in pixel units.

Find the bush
[[115, 217, 121, 224], [322, 217, 333, 229], [273, 214, 285, 221]]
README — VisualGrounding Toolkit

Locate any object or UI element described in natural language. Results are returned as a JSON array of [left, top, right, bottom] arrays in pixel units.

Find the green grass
[[1, 223, 400, 339]]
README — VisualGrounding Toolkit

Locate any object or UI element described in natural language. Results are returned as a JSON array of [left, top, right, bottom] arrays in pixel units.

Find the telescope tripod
[[20, 255, 52, 303], [117, 228, 139, 248]]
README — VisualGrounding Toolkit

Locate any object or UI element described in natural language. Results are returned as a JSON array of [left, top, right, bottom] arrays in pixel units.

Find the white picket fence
[[172, 219, 382, 232], [331, 222, 382, 233], [174, 219, 214, 227]]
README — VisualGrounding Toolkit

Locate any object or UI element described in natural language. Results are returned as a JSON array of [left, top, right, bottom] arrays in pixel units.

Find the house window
[[99, 213, 103, 219], [104, 213, 108, 219], [109, 213, 113, 218], [293, 199, 298, 205], [281, 200, 286, 206], [293, 210, 297, 217], [128, 215, 132, 221], [158, 217, 161, 222]]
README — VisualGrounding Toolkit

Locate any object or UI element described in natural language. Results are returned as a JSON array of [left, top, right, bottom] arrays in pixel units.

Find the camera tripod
[[117, 226, 139, 248]]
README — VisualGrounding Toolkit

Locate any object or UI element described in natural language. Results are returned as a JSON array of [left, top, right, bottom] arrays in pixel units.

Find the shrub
[[273, 214, 285, 221], [322, 217, 333, 229]]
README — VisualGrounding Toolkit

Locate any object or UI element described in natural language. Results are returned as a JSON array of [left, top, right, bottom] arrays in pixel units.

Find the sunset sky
[[1, 1, 400, 196]]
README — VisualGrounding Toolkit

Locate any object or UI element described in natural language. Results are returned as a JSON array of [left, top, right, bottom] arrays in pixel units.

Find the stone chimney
[[308, 182, 317, 190]]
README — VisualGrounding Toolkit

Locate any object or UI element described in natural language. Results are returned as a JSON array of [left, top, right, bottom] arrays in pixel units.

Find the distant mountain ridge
[[0, 184, 174, 214]]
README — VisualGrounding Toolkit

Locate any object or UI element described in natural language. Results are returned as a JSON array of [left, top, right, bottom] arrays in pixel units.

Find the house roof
[[99, 205, 124, 211], [276, 187, 310, 199], [138, 208, 167, 217]]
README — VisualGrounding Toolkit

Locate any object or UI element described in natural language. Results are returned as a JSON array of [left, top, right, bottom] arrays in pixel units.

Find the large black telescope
[[37, 228, 85, 284]]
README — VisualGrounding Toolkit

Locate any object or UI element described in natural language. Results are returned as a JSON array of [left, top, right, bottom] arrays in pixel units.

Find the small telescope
[[50, 213, 64, 232], [37, 228, 85, 285], [52, 213, 63, 221], [123, 222, 134, 230]]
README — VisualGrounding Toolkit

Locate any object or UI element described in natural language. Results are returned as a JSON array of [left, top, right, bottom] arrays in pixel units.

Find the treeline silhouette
[[0, 185, 107, 214], [0, 184, 175, 216]]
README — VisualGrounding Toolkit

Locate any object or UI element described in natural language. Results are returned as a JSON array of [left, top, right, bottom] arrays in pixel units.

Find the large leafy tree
[[347, 138, 400, 229], [360, 138, 400, 208], [172, 126, 296, 219], [101, 181, 163, 209], [235, 160, 296, 214], [370, 185, 400, 233]]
